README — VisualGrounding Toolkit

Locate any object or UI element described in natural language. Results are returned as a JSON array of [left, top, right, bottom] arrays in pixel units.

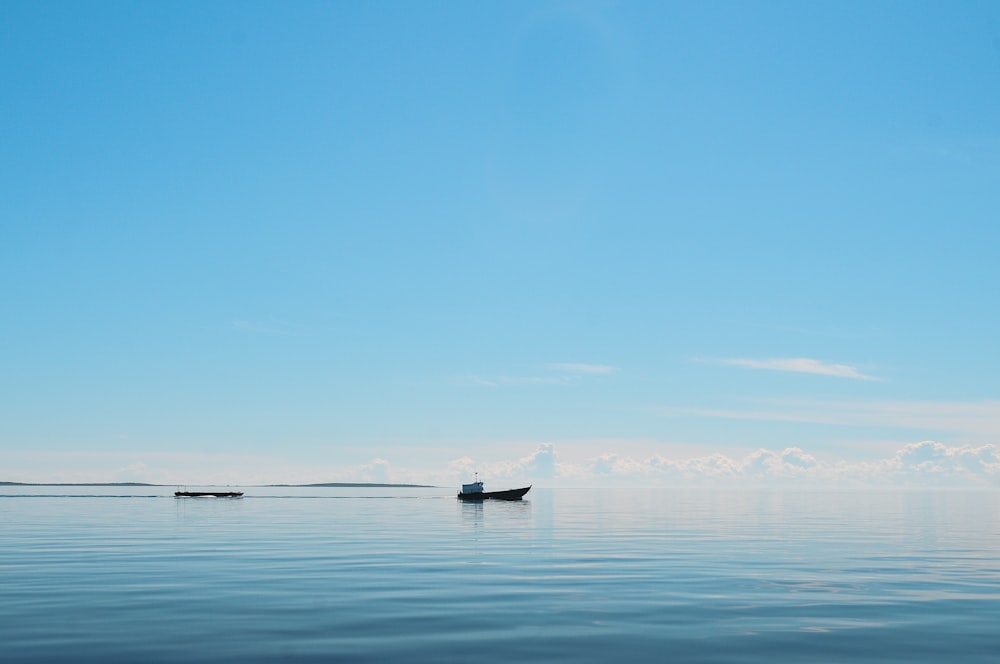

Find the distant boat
[[457, 476, 530, 501], [174, 491, 243, 498]]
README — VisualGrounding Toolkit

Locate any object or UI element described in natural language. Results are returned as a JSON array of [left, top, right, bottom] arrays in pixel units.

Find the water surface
[[2, 487, 998, 662]]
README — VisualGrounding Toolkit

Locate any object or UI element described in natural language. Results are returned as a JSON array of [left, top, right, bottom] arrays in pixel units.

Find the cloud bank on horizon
[[356, 441, 1000, 488], [5, 441, 999, 489]]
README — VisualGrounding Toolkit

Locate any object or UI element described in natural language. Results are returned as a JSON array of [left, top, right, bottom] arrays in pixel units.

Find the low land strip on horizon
[[1, 481, 436, 488]]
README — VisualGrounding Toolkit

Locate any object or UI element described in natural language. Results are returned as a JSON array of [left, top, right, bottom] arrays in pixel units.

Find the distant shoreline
[[1, 482, 436, 488], [270, 483, 436, 488]]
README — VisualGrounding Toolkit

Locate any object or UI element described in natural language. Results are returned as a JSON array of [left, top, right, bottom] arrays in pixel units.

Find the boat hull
[[174, 491, 243, 498], [457, 486, 530, 501]]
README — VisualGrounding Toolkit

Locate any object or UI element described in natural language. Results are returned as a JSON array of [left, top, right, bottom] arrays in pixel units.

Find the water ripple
[[2, 488, 998, 662]]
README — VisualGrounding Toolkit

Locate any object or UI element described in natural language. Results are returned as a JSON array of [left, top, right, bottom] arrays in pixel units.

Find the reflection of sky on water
[[2, 487, 999, 661]]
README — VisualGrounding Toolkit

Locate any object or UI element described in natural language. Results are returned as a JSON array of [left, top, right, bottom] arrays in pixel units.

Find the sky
[[2, 1, 999, 487]]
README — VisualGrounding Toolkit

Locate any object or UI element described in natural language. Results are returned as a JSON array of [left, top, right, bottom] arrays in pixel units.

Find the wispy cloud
[[711, 357, 878, 381]]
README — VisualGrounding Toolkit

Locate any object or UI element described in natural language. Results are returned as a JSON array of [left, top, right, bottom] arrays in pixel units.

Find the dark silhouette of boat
[[174, 491, 243, 498], [457, 476, 530, 501]]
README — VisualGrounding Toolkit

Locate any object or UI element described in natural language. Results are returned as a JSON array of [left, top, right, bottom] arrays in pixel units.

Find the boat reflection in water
[[174, 490, 244, 498]]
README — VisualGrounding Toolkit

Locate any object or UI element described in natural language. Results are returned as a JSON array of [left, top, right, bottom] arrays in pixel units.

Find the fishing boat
[[174, 490, 243, 498], [457, 475, 530, 501]]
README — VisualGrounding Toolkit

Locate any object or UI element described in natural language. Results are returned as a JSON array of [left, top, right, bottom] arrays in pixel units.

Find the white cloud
[[741, 447, 820, 477], [445, 444, 557, 483], [553, 441, 1000, 487], [357, 458, 391, 483], [712, 357, 878, 381], [6, 441, 999, 488], [522, 442, 556, 478], [882, 441, 1000, 477], [433, 441, 1000, 487]]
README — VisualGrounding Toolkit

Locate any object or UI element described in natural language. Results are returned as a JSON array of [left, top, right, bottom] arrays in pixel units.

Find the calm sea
[[2, 486, 998, 662]]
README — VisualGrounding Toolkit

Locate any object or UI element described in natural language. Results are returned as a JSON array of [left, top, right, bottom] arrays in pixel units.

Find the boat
[[174, 491, 243, 498], [457, 475, 530, 501]]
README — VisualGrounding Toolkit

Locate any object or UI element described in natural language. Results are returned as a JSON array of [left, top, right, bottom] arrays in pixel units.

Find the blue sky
[[3, 1, 999, 486]]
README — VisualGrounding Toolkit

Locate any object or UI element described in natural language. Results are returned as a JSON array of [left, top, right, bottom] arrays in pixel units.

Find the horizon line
[[0, 481, 438, 488]]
